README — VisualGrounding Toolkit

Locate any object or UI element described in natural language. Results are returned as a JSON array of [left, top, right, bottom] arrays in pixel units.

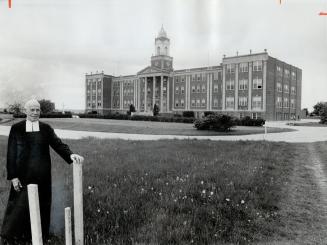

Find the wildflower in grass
[[176, 176, 180, 181], [106, 211, 109, 214], [123, 210, 128, 214], [202, 190, 206, 194], [159, 192, 162, 196], [183, 221, 187, 226], [174, 199, 177, 202], [201, 180, 204, 185], [241, 200, 245, 204], [179, 189, 182, 193], [166, 182, 169, 186], [97, 209, 101, 213], [141, 188, 145, 193], [88, 186, 92, 190], [113, 184, 117, 188], [210, 191, 214, 196], [151, 187, 154, 191], [226, 198, 230, 202]]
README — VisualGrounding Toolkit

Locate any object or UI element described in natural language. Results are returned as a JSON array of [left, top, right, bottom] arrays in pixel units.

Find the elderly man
[[1, 99, 84, 244]]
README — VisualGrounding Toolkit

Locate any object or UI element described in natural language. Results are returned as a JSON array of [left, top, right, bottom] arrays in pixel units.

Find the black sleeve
[[48, 126, 73, 164], [6, 127, 18, 180]]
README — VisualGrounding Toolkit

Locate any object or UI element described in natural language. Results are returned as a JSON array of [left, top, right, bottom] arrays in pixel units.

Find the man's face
[[26, 105, 40, 122]]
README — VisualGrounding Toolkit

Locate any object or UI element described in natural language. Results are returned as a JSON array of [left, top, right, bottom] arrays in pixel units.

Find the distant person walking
[[1, 99, 84, 244]]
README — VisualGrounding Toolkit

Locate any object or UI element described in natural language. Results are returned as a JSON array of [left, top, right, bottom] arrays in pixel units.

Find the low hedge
[[182, 111, 195, 118], [236, 116, 265, 126], [13, 112, 72, 118], [78, 113, 195, 124], [194, 114, 236, 132]]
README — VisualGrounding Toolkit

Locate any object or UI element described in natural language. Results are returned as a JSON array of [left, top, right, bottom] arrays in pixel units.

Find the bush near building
[[194, 114, 236, 132], [13, 112, 72, 119], [194, 114, 265, 131], [182, 111, 195, 118]]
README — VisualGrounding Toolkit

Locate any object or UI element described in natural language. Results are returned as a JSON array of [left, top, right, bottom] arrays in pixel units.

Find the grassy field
[[1, 136, 327, 244], [1, 118, 295, 136]]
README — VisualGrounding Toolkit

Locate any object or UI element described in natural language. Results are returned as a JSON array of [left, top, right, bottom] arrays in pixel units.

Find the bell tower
[[151, 26, 173, 71]]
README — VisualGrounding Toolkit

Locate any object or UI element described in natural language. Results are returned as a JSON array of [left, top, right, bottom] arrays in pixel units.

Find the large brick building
[[85, 27, 302, 120]]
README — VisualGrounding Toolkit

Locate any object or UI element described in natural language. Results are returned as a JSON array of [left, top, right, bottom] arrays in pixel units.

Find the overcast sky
[[0, 0, 326, 111]]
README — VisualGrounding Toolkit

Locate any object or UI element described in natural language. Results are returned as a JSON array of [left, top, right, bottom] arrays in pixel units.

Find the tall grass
[[0, 136, 296, 244]]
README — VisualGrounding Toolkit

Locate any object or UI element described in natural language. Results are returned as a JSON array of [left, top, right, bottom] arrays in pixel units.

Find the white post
[[73, 163, 84, 245], [27, 184, 43, 245], [65, 207, 72, 245]]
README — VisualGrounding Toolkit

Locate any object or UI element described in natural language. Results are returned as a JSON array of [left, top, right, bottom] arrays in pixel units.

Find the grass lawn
[[1, 136, 327, 244], [2, 118, 295, 136]]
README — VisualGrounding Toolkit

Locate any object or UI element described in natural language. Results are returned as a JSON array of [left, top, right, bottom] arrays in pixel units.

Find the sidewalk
[[0, 120, 326, 143]]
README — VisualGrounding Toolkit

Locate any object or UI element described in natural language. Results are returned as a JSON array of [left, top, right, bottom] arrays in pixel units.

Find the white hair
[[24, 99, 40, 110]]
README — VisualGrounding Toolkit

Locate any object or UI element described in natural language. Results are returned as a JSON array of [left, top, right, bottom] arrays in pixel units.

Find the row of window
[[87, 102, 102, 107], [225, 96, 262, 109], [276, 97, 296, 109], [226, 61, 263, 73], [226, 79, 262, 90], [276, 83, 296, 94], [276, 67, 297, 79]]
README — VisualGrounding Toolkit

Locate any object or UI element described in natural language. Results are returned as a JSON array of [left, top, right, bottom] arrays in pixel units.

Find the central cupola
[[151, 26, 173, 71]]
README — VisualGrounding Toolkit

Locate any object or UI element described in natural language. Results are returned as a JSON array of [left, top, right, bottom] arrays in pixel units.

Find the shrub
[[153, 104, 160, 116], [194, 114, 236, 132], [203, 111, 215, 117], [239, 116, 265, 126], [182, 111, 195, 118]]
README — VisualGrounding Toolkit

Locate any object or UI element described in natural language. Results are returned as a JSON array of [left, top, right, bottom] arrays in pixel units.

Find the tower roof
[[158, 25, 168, 38]]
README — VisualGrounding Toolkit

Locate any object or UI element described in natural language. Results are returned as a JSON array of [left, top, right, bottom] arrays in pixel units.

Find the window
[[197, 85, 201, 93], [181, 86, 185, 94], [252, 113, 258, 119], [253, 78, 262, 89], [175, 77, 179, 83], [213, 84, 218, 92], [201, 99, 206, 107], [175, 86, 179, 94], [284, 84, 289, 93], [213, 99, 218, 107], [175, 100, 179, 107], [196, 99, 200, 107], [239, 79, 248, 90], [239, 63, 248, 73], [191, 99, 195, 107], [181, 99, 185, 107], [283, 98, 289, 108], [227, 64, 235, 73], [277, 82, 282, 92], [192, 86, 196, 93], [284, 69, 290, 78], [253, 61, 262, 71], [277, 97, 282, 108], [291, 99, 295, 109], [226, 80, 235, 90], [291, 86, 296, 94], [252, 96, 262, 109], [197, 74, 201, 81], [238, 97, 248, 107], [226, 97, 234, 109], [181, 77, 185, 82], [202, 85, 206, 93], [277, 66, 282, 74], [291, 71, 296, 80]]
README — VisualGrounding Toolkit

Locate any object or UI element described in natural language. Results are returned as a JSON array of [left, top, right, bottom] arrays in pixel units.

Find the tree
[[153, 104, 159, 116], [38, 99, 55, 114], [313, 101, 327, 124], [313, 102, 327, 116], [8, 102, 23, 114], [129, 104, 136, 113]]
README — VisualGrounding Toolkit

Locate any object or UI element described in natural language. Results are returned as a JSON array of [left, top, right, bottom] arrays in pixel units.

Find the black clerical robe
[[1, 120, 73, 242]]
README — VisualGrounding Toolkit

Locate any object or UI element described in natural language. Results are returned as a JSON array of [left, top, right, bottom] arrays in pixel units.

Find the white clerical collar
[[26, 120, 40, 132]]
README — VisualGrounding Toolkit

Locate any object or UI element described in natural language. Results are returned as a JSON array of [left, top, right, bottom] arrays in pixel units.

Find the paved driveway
[[0, 119, 326, 143]]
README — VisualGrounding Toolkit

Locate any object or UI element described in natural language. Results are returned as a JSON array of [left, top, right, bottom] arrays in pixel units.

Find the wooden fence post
[[65, 207, 72, 245], [73, 162, 84, 245], [27, 184, 43, 245]]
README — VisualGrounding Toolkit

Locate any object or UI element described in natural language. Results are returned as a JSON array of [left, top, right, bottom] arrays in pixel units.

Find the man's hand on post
[[70, 154, 84, 164], [11, 178, 22, 192]]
